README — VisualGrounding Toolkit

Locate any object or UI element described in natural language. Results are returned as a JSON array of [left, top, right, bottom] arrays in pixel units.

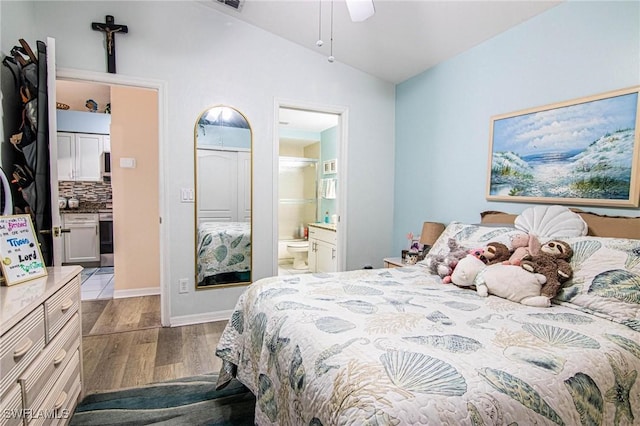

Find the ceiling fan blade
[[345, 0, 375, 22]]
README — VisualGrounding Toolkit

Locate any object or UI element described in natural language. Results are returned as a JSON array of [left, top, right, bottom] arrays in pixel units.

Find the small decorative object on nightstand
[[406, 252, 419, 265]]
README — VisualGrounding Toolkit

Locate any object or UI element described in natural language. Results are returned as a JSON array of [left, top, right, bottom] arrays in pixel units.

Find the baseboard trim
[[170, 310, 233, 327], [113, 287, 161, 299]]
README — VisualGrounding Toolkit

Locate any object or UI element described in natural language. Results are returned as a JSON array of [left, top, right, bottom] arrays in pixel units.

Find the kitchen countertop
[[60, 201, 112, 214], [308, 222, 337, 231]]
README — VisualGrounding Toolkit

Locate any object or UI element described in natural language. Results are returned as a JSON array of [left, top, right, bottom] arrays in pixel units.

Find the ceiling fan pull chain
[[328, 0, 335, 62], [316, 0, 324, 47]]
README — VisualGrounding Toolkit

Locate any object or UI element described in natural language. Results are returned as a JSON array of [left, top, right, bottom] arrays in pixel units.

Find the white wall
[[393, 1, 640, 255], [1, 1, 396, 323]]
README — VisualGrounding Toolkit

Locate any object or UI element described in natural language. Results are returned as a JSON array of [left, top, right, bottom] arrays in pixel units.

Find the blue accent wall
[[393, 1, 640, 255], [320, 126, 338, 219]]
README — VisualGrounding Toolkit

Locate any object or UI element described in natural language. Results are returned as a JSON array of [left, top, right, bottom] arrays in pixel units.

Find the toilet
[[287, 241, 309, 270]]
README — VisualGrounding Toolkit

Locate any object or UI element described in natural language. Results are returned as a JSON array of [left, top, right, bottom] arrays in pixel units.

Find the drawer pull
[[53, 391, 67, 410], [53, 349, 67, 366], [13, 338, 33, 359], [60, 299, 73, 312]]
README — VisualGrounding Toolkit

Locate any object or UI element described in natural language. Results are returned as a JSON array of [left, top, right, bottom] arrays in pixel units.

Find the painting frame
[[486, 86, 640, 207]]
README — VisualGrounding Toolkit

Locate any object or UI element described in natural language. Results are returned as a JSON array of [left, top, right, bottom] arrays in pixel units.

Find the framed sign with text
[[0, 215, 47, 286]]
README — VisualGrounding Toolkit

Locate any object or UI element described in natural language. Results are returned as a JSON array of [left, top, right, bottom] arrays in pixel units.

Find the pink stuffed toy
[[442, 246, 486, 284], [508, 233, 541, 266]]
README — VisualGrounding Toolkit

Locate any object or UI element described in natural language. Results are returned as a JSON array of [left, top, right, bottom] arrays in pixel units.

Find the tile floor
[[278, 259, 310, 276], [80, 267, 115, 300]]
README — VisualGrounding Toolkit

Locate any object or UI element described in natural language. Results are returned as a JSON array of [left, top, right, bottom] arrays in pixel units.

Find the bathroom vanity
[[307, 223, 337, 273]]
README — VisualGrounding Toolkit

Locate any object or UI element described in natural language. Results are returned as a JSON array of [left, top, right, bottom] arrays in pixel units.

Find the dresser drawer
[[44, 275, 80, 343], [0, 384, 23, 426], [29, 350, 80, 426], [21, 313, 80, 414], [0, 306, 45, 397]]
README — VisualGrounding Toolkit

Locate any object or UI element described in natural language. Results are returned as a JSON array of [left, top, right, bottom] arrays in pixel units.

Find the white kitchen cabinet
[[308, 224, 337, 273], [57, 132, 104, 181], [62, 214, 100, 263], [103, 135, 111, 153]]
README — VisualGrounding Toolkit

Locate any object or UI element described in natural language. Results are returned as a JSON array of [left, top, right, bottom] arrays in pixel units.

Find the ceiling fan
[[345, 0, 375, 22]]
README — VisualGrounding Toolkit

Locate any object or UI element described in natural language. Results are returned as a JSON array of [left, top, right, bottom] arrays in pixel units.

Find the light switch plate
[[180, 188, 194, 202], [179, 278, 189, 294], [120, 157, 136, 168]]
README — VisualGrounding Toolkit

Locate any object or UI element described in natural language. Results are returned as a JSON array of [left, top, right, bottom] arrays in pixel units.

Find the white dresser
[[0, 266, 83, 426]]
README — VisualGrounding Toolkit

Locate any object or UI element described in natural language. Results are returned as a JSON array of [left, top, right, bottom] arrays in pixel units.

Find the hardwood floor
[[81, 296, 228, 394]]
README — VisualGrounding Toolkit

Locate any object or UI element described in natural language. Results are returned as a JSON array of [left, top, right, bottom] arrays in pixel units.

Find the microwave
[[101, 151, 111, 179]]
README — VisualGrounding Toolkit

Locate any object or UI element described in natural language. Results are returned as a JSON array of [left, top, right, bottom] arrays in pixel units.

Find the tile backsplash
[[59, 181, 112, 203]]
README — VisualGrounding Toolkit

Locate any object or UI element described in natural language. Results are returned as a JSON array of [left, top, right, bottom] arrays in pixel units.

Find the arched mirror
[[194, 105, 252, 289]]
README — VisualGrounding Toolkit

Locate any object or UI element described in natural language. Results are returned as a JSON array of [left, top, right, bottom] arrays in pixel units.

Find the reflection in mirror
[[195, 106, 252, 288]]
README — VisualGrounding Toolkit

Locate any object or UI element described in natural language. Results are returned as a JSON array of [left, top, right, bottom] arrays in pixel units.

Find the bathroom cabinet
[[308, 224, 337, 273]]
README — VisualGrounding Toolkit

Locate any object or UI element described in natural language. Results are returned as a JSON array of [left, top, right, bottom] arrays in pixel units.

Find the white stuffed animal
[[450, 255, 551, 307]]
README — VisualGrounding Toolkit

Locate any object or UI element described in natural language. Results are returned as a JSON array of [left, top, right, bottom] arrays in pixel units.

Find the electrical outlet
[[178, 278, 189, 294]]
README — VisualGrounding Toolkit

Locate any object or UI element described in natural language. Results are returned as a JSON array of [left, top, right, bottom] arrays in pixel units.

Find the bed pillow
[[554, 236, 640, 332], [424, 221, 527, 258], [480, 210, 517, 225], [515, 205, 588, 237], [570, 208, 640, 239]]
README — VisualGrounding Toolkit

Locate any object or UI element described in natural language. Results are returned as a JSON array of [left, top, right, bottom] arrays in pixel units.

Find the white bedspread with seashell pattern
[[216, 259, 639, 425]]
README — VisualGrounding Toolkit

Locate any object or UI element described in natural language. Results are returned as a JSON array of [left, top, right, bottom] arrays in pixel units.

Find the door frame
[[55, 67, 170, 327], [273, 98, 349, 274]]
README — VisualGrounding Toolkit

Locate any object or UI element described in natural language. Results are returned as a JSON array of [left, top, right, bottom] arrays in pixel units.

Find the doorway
[[56, 79, 115, 300], [53, 66, 169, 326], [274, 101, 348, 276]]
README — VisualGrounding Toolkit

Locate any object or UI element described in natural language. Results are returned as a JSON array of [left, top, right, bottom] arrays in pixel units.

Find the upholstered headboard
[[480, 208, 640, 239]]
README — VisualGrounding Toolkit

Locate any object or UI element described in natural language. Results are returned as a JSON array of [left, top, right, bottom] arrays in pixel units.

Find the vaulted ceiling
[[203, 0, 562, 84]]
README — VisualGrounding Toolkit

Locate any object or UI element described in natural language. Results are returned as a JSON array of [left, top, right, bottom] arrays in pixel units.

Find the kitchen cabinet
[[62, 214, 100, 264], [57, 132, 105, 181], [308, 224, 337, 273], [103, 135, 111, 153]]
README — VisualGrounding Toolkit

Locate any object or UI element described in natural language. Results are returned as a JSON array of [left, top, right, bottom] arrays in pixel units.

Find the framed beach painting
[[486, 86, 640, 207]]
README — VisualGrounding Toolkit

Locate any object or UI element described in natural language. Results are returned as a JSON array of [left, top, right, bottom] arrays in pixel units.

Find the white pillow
[[515, 205, 588, 238]]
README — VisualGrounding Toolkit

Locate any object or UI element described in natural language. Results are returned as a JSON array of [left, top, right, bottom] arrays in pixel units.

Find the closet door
[[197, 150, 238, 224], [238, 151, 251, 222]]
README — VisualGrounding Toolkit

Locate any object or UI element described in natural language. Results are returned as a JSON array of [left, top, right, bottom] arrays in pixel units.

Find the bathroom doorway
[[276, 105, 344, 276]]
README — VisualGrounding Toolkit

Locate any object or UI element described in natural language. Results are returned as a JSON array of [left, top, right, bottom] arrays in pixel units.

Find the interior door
[[46, 37, 63, 266], [196, 149, 238, 224]]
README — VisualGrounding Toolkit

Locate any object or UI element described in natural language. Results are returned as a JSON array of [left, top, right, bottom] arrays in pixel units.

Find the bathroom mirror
[[194, 105, 252, 289]]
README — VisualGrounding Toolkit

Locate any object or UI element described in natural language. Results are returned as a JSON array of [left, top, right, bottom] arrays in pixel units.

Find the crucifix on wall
[[92, 15, 128, 74]]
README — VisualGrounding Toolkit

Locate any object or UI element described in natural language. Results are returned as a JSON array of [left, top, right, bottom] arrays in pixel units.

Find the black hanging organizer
[[2, 39, 53, 265]]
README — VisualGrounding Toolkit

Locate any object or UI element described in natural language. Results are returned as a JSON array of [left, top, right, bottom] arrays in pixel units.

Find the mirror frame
[[194, 105, 253, 290]]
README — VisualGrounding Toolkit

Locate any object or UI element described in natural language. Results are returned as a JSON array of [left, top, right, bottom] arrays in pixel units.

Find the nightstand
[[383, 257, 405, 268]]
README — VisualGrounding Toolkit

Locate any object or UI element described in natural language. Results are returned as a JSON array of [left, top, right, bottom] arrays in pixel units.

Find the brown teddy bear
[[480, 242, 511, 265], [520, 239, 573, 299]]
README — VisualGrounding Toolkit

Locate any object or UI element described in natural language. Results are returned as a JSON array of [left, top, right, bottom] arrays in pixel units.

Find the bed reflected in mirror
[[194, 105, 252, 289]]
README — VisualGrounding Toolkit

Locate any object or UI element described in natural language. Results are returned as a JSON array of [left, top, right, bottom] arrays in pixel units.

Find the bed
[[215, 207, 639, 425], [197, 221, 251, 286]]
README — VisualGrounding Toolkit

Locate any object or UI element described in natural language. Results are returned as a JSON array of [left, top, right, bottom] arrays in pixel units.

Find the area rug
[[70, 373, 255, 425]]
